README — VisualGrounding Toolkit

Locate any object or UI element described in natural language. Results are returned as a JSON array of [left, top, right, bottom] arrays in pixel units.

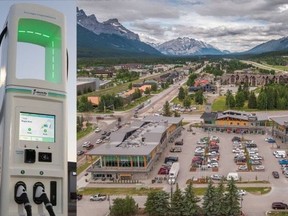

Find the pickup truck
[[90, 194, 107, 201], [170, 147, 182, 153]]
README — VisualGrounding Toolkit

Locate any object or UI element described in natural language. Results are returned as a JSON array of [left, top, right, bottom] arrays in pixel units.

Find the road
[[241, 60, 287, 73]]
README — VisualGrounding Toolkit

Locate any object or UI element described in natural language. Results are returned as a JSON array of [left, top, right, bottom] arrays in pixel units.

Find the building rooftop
[[88, 116, 182, 156], [270, 116, 288, 126]]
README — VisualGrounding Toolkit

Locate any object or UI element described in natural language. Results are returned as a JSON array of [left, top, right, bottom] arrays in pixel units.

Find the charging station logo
[[32, 89, 48, 96]]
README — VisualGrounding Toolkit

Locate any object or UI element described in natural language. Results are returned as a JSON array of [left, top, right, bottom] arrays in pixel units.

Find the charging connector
[[33, 182, 55, 216], [14, 181, 32, 216]]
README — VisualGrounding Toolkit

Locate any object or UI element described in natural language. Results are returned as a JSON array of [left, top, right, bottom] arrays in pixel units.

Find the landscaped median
[[77, 187, 163, 196], [77, 184, 271, 196], [266, 211, 288, 216]]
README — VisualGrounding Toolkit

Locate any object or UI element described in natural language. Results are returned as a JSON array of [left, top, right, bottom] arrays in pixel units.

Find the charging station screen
[[19, 112, 55, 142]]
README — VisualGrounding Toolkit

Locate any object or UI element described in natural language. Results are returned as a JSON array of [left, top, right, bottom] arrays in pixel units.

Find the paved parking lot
[[148, 126, 288, 188], [77, 126, 288, 216]]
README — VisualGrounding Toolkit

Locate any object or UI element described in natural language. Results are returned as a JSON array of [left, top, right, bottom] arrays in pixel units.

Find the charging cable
[[33, 182, 55, 216], [14, 181, 32, 216]]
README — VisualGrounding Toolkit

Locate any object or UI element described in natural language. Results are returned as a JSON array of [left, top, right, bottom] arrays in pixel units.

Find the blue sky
[[78, 0, 288, 52], [0, 0, 76, 162]]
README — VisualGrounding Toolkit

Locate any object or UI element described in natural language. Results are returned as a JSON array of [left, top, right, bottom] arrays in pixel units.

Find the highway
[[241, 60, 287, 73]]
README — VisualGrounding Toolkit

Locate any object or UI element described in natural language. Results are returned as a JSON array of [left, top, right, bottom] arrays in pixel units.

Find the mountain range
[[77, 8, 161, 58], [77, 8, 288, 58]]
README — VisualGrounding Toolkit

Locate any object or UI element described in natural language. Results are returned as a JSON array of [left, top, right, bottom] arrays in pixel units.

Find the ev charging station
[[0, 4, 68, 216]]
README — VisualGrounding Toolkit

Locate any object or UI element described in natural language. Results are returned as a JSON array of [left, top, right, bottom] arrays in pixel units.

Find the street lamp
[[240, 195, 244, 215]]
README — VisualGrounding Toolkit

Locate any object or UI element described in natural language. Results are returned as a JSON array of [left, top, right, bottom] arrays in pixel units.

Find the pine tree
[[235, 91, 245, 108], [248, 91, 257, 109], [110, 196, 137, 216], [163, 101, 172, 117], [183, 96, 192, 108], [225, 90, 235, 108], [224, 179, 241, 216], [182, 183, 201, 216], [171, 184, 185, 216], [257, 90, 268, 110], [195, 90, 204, 105], [215, 179, 226, 215], [145, 191, 170, 216], [202, 180, 218, 216], [178, 87, 186, 101]]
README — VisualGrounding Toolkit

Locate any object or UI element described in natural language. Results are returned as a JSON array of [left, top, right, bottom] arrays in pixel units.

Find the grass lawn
[[77, 125, 94, 140], [78, 185, 271, 196], [267, 212, 288, 216], [77, 157, 98, 175], [239, 187, 271, 195], [77, 187, 163, 196], [212, 96, 258, 112], [261, 63, 288, 71], [212, 96, 227, 111], [118, 95, 152, 111]]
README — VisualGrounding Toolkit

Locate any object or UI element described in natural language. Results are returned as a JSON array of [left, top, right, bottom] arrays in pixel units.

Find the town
[[76, 57, 288, 216]]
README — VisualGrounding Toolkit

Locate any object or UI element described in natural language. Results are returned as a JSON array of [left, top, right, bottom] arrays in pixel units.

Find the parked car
[[175, 140, 184, 145], [207, 162, 219, 168], [210, 174, 224, 180], [272, 171, 279, 178], [170, 147, 182, 153], [90, 194, 107, 201], [272, 202, 288, 209], [238, 165, 248, 171], [254, 165, 265, 171], [164, 156, 178, 164], [95, 128, 101, 133], [232, 136, 241, 142], [158, 167, 170, 175], [250, 160, 262, 165], [278, 159, 288, 165]]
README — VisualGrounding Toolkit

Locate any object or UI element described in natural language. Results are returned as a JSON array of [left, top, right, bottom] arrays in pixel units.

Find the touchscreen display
[[19, 112, 55, 142]]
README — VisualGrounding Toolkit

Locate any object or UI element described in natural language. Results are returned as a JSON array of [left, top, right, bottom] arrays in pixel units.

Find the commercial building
[[270, 116, 288, 143], [201, 110, 268, 134], [87, 116, 183, 180]]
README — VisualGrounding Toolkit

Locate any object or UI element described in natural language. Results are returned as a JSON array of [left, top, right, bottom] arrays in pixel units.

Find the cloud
[[77, 0, 288, 52]]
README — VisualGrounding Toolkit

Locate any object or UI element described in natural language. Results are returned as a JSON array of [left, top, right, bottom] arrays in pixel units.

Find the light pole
[[240, 195, 244, 215]]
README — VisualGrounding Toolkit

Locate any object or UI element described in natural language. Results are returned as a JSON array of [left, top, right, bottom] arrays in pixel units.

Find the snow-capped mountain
[[244, 36, 288, 54], [77, 7, 140, 41], [155, 37, 224, 56]]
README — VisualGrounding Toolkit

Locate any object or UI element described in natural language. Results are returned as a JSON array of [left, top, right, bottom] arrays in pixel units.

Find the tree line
[[109, 179, 242, 216], [225, 83, 288, 110]]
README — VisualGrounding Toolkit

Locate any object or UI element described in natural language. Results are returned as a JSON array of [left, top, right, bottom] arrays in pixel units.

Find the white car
[[255, 165, 265, 171], [197, 140, 207, 145], [82, 141, 91, 148], [238, 189, 246, 196], [238, 165, 248, 171], [275, 154, 285, 158], [211, 174, 223, 180], [95, 139, 102, 144], [95, 128, 101, 133], [207, 162, 218, 168]]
